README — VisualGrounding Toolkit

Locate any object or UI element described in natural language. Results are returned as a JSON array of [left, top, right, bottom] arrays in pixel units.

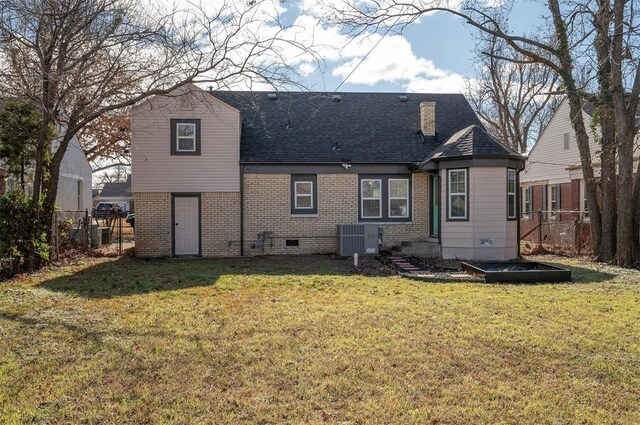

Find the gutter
[[516, 161, 526, 258]]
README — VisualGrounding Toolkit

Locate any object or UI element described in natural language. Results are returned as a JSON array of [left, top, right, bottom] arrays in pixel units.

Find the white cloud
[[282, 15, 467, 93]]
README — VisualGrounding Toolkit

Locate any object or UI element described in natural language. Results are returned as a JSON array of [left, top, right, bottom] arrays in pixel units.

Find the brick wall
[[243, 173, 430, 256], [135, 191, 241, 258], [202, 192, 241, 257], [134, 173, 430, 257], [134, 192, 172, 257]]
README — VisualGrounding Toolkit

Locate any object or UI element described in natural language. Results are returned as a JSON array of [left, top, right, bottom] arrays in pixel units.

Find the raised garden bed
[[461, 261, 572, 283]]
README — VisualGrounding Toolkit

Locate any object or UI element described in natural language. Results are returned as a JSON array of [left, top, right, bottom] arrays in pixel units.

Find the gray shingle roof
[[211, 91, 483, 164], [421, 125, 523, 164], [100, 175, 131, 198]]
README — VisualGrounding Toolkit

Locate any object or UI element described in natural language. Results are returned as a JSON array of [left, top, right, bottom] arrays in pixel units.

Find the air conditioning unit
[[338, 224, 380, 256]]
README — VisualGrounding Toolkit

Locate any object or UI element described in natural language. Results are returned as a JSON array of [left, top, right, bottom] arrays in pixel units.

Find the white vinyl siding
[[441, 167, 518, 261], [522, 99, 601, 185], [132, 85, 240, 193]]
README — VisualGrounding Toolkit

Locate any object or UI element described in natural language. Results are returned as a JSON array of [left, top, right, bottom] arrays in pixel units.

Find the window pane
[[296, 182, 312, 195], [449, 170, 466, 194], [178, 137, 195, 151], [450, 194, 466, 218], [390, 199, 408, 217], [389, 180, 408, 198], [362, 199, 381, 217], [362, 180, 381, 198], [177, 123, 195, 137], [296, 195, 312, 208], [508, 194, 516, 217]]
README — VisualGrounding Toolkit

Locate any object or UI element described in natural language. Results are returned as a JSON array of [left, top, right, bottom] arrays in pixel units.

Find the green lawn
[[1, 255, 639, 424]]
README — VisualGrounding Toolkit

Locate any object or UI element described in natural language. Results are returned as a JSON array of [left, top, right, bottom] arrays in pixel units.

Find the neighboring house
[[97, 175, 133, 212], [521, 97, 639, 217], [4, 134, 93, 211], [132, 85, 524, 260], [519, 98, 601, 218]]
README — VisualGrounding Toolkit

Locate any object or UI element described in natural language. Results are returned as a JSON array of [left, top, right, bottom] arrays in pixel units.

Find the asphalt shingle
[[420, 125, 523, 164], [210, 91, 483, 164]]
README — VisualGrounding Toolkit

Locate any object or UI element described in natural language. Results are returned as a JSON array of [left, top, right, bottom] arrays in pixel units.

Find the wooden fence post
[[538, 210, 543, 250]]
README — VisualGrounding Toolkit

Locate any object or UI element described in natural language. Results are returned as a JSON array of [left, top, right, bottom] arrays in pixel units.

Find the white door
[[174, 196, 199, 255]]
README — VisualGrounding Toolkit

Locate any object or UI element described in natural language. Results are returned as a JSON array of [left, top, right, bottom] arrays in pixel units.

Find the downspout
[[516, 163, 524, 258], [240, 165, 245, 256]]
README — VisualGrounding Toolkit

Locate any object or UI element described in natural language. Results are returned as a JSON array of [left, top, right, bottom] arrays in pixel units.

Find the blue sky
[[279, 1, 548, 93]]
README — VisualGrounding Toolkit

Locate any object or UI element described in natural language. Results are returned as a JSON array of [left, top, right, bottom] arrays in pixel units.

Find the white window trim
[[388, 178, 409, 218], [523, 187, 532, 219], [361, 178, 382, 219], [448, 169, 468, 220], [550, 185, 559, 210], [176, 122, 197, 152], [580, 180, 590, 221], [507, 169, 517, 219], [294, 180, 314, 210]]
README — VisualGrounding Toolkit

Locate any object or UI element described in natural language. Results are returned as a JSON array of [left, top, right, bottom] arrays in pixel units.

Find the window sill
[[357, 221, 413, 225], [290, 214, 319, 218]]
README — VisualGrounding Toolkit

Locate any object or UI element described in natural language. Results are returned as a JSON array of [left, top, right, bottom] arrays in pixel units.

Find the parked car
[[125, 213, 135, 228], [94, 202, 125, 219]]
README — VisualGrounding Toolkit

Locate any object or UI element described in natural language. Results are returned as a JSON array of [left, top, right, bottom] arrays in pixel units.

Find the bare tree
[[466, 32, 561, 153], [0, 0, 314, 248], [78, 110, 131, 172], [317, 0, 640, 266], [94, 165, 129, 189]]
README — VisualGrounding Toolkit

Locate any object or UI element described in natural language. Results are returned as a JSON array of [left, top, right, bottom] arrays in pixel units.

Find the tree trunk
[[548, 0, 602, 257], [598, 124, 617, 262], [632, 162, 640, 261], [610, 0, 634, 267], [593, 3, 617, 262]]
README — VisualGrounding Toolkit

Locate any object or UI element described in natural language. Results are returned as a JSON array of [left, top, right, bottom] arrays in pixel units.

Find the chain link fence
[[52, 210, 91, 259], [52, 209, 134, 259], [90, 210, 134, 256], [520, 210, 591, 256]]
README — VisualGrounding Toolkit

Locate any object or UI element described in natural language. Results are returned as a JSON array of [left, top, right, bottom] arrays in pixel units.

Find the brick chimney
[[420, 101, 436, 136]]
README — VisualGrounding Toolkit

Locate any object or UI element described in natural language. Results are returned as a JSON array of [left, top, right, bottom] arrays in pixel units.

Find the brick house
[[132, 85, 524, 260], [520, 98, 639, 249]]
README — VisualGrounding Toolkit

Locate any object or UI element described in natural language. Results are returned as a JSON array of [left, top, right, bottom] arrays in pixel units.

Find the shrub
[[0, 191, 50, 275]]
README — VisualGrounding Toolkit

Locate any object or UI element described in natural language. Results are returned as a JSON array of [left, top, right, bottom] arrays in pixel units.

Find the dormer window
[[170, 119, 201, 155]]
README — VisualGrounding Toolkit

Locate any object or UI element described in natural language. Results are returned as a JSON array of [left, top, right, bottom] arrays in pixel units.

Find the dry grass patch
[[1, 255, 639, 424]]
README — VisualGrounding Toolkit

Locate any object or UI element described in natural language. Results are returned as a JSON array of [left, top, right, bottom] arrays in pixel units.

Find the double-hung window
[[291, 175, 317, 215], [523, 186, 532, 219], [550, 184, 560, 218], [359, 175, 412, 221], [388, 179, 409, 218], [361, 179, 382, 218], [170, 119, 201, 155], [580, 180, 589, 220], [507, 169, 517, 220], [447, 169, 468, 220]]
